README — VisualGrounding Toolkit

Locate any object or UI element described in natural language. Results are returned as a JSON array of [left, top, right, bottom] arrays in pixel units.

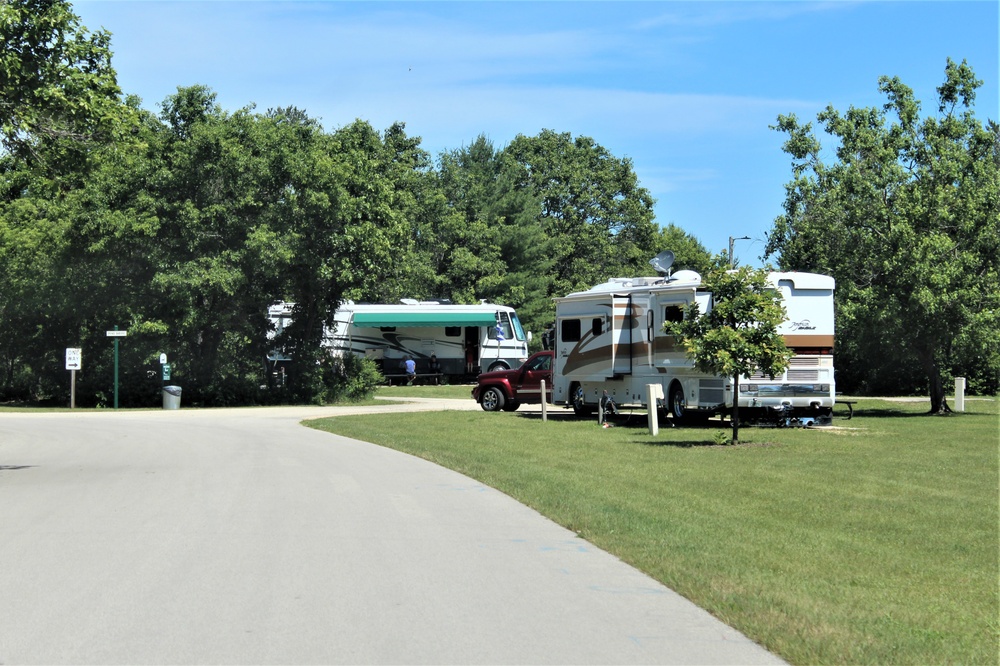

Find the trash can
[[162, 385, 182, 410]]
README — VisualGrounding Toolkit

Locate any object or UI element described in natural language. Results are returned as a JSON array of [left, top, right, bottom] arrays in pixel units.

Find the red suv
[[472, 350, 553, 412]]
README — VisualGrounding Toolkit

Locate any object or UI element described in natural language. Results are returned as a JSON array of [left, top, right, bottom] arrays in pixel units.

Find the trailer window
[[379, 326, 397, 332], [591, 318, 603, 336], [664, 306, 684, 324], [561, 319, 581, 342], [445, 326, 460, 337]]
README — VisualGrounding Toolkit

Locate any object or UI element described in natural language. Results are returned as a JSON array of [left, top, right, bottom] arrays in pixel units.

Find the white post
[[647, 384, 664, 436], [954, 377, 966, 412], [65, 347, 81, 409], [540, 380, 548, 423]]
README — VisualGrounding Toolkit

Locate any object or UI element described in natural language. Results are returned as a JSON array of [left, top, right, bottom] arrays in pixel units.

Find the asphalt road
[[0, 400, 784, 665]]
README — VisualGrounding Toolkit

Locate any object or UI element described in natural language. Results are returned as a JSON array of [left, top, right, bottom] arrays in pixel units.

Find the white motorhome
[[551, 269, 836, 422], [267, 300, 531, 380]]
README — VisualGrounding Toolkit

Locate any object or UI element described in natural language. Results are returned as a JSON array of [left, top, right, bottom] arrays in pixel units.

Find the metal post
[[71, 369, 76, 409], [113, 325, 119, 410], [729, 236, 750, 268], [955, 377, 966, 412]]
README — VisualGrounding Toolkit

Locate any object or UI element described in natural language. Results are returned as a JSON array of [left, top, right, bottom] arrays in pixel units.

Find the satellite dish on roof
[[649, 250, 675, 276]]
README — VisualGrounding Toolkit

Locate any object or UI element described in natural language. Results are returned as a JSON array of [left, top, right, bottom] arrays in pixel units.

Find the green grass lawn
[[375, 383, 474, 399], [308, 398, 1000, 665]]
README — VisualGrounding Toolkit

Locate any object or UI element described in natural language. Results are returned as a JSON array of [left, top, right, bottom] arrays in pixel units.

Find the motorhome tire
[[669, 383, 686, 422], [572, 384, 594, 417], [480, 387, 506, 412], [488, 362, 510, 372]]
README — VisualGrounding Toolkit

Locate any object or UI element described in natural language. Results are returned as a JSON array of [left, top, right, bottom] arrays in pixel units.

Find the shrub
[[321, 353, 383, 403]]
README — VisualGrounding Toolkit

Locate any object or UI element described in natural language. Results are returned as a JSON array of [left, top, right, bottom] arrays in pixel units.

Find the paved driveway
[[0, 401, 784, 665]]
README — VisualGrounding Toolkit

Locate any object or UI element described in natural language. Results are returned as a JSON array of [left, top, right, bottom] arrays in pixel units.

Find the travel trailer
[[551, 261, 836, 423], [267, 300, 531, 381]]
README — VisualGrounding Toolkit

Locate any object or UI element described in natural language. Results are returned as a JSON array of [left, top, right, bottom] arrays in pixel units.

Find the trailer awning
[[351, 311, 497, 327]]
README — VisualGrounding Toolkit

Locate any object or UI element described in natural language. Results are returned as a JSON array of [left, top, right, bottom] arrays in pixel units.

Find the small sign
[[159, 353, 167, 365], [106, 330, 128, 337], [162, 363, 172, 381], [66, 348, 82, 371]]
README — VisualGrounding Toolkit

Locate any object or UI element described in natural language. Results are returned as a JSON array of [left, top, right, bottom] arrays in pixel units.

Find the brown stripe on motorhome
[[783, 334, 834, 348]]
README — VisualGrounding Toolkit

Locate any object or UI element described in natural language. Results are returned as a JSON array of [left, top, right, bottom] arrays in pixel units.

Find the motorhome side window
[[561, 319, 581, 342], [488, 312, 513, 340], [591, 318, 602, 336], [445, 327, 460, 337], [664, 306, 684, 324], [380, 326, 397, 332]]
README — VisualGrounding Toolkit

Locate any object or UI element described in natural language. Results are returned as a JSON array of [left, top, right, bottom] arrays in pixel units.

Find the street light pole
[[729, 236, 751, 268]]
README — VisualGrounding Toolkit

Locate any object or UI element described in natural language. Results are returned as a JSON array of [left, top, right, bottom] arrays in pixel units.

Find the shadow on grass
[[638, 438, 723, 448], [515, 411, 578, 422], [851, 408, 954, 419]]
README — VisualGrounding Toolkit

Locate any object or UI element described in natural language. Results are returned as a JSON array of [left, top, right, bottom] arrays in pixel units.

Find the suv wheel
[[480, 386, 506, 412]]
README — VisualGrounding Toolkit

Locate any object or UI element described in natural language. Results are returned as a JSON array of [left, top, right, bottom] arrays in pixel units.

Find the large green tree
[[423, 132, 693, 342], [58, 87, 418, 405], [276, 118, 415, 401], [655, 223, 714, 274], [0, 0, 131, 402], [420, 136, 552, 337], [0, 0, 125, 167], [766, 60, 999, 412], [501, 130, 660, 298]]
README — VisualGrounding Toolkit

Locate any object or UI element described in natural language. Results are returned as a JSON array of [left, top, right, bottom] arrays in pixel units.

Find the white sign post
[[66, 348, 82, 408]]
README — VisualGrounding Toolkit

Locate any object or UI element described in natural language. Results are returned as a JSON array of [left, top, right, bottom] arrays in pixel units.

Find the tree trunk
[[731, 372, 740, 445], [920, 351, 951, 415], [928, 370, 951, 414]]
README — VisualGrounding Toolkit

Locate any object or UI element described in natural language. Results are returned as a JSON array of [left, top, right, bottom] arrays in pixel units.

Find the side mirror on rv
[[527, 331, 532, 343]]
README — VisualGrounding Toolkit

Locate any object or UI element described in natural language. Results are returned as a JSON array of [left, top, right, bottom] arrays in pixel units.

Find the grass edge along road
[[309, 398, 999, 665]]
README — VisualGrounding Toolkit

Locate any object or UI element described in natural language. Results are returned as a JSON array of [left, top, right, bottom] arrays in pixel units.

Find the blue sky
[[75, 1, 998, 268]]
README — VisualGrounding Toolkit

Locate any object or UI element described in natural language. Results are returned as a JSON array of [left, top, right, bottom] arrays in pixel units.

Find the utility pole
[[729, 236, 750, 268]]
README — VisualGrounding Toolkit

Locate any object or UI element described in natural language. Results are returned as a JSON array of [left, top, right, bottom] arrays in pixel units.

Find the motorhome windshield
[[488, 311, 527, 341], [511, 313, 526, 341]]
